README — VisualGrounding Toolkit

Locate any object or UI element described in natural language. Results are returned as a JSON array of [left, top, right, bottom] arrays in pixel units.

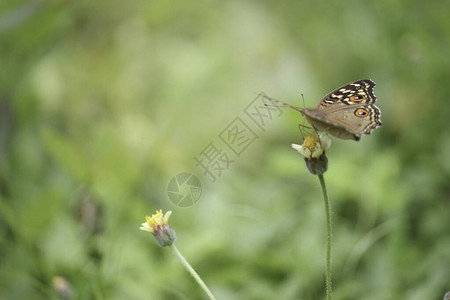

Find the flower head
[[140, 210, 176, 246], [292, 133, 331, 175], [292, 133, 331, 159]]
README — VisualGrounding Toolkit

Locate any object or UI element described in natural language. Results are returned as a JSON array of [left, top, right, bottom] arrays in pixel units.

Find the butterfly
[[265, 79, 382, 141]]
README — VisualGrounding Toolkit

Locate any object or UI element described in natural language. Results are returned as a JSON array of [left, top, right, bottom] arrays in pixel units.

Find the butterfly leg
[[297, 124, 305, 140], [298, 123, 314, 136]]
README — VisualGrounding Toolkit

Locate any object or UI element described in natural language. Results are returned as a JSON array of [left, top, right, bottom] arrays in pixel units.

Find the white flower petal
[[318, 133, 331, 151], [311, 142, 324, 158], [292, 143, 311, 158], [163, 211, 172, 224], [139, 222, 153, 232]]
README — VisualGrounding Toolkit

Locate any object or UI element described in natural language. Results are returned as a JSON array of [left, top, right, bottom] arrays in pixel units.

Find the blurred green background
[[1, 0, 449, 299]]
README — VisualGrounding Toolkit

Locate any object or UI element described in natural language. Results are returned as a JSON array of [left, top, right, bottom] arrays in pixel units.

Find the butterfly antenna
[[258, 92, 319, 142], [298, 93, 309, 139], [259, 93, 303, 113]]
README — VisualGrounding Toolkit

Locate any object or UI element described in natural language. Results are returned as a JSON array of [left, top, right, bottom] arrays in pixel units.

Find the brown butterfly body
[[266, 79, 382, 141]]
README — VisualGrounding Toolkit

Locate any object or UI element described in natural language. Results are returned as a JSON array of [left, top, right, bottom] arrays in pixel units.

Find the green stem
[[170, 244, 217, 300], [318, 174, 332, 300]]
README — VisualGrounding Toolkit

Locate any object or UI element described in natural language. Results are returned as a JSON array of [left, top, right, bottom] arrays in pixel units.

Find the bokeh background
[[1, 0, 449, 299]]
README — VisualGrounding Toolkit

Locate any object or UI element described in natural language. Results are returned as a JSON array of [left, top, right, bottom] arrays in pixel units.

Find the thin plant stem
[[170, 244, 217, 300], [318, 173, 332, 300]]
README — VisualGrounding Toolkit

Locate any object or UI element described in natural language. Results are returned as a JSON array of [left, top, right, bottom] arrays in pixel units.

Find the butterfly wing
[[302, 104, 382, 140], [301, 108, 360, 140], [316, 79, 378, 110]]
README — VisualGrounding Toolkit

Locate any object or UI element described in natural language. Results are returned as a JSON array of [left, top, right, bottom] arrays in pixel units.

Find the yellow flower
[[292, 133, 331, 159], [140, 210, 172, 233], [292, 133, 331, 175], [140, 210, 176, 246]]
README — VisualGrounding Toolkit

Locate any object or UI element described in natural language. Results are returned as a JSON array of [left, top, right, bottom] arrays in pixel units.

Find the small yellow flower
[[292, 133, 331, 159], [140, 210, 172, 233], [140, 210, 176, 246], [292, 133, 331, 175]]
